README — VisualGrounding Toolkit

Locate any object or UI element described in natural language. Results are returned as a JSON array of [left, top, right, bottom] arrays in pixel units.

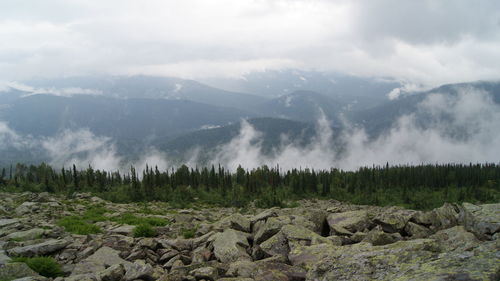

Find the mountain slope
[[0, 94, 255, 140], [255, 90, 344, 123], [25, 75, 268, 112]]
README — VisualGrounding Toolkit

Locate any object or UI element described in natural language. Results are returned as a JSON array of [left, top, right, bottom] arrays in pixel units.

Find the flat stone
[[7, 239, 71, 257], [0, 219, 19, 228], [212, 229, 251, 263], [109, 225, 135, 236], [0, 262, 39, 280]]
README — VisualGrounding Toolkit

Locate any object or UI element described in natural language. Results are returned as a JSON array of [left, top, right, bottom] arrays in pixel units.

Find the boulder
[[189, 266, 218, 280], [413, 203, 460, 230], [216, 214, 252, 233], [96, 263, 125, 281], [212, 229, 251, 263], [253, 217, 286, 245], [404, 221, 432, 238], [430, 226, 480, 252], [250, 209, 278, 224], [0, 219, 19, 228], [0, 262, 40, 280], [362, 227, 400, 246], [5, 228, 46, 241], [7, 239, 71, 257], [123, 260, 154, 281], [15, 202, 38, 216], [374, 206, 416, 233], [459, 203, 500, 240], [0, 249, 11, 265], [326, 210, 371, 234], [226, 260, 258, 278], [259, 232, 289, 258], [108, 224, 135, 236], [72, 246, 127, 275]]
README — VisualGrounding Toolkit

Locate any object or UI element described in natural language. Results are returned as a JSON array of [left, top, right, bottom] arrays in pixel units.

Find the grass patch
[[56, 216, 102, 235], [133, 224, 156, 238], [11, 257, 62, 278], [56, 205, 108, 235]]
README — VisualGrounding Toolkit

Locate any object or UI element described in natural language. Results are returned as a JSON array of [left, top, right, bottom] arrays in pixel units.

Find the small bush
[[56, 216, 102, 235], [133, 224, 156, 237], [11, 257, 62, 278]]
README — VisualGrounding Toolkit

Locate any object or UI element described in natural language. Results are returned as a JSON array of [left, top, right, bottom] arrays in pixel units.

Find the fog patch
[[213, 87, 500, 171], [0, 81, 102, 97]]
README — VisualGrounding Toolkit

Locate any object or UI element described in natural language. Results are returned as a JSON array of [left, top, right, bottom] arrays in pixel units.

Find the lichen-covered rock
[[326, 210, 372, 234], [362, 228, 400, 246], [459, 202, 500, 240], [374, 206, 416, 233], [0, 262, 41, 280], [413, 203, 460, 231], [404, 221, 432, 238], [189, 266, 218, 280], [7, 239, 71, 257], [259, 232, 289, 258], [5, 228, 46, 241], [212, 229, 251, 263], [429, 226, 480, 252], [72, 246, 127, 276], [217, 214, 252, 233], [253, 217, 287, 245]]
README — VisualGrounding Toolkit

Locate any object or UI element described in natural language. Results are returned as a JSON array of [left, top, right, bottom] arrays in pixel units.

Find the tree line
[[1, 162, 499, 210]]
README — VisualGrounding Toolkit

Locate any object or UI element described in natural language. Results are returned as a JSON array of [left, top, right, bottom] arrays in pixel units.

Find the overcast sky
[[1, 0, 499, 87]]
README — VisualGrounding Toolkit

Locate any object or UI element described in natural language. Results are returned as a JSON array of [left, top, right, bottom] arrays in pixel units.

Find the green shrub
[[133, 224, 156, 237], [56, 216, 102, 235], [11, 257, 62, 278]]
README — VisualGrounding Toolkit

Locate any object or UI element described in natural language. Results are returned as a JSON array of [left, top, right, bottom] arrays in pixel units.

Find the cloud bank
[[0, 0, 499, 87], [1, 87, 498, 172], [210, 87, 500, 171]]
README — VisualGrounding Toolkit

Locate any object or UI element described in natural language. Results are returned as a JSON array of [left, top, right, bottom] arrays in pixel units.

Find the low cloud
[[211, 87, 500, 171], [0, 81, 102, 97], [1, 87, 498, 173]]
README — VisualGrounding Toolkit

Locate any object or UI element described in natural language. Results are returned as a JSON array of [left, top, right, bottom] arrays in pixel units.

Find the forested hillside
[[2, 162, 498, 210]]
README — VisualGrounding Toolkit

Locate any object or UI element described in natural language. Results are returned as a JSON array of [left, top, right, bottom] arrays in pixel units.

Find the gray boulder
[[7, 239, 71, 257], [459, 203, 500, 240], [212, 229, 251, 263]]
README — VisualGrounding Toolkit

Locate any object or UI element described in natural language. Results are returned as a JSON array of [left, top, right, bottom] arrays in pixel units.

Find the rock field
[[0, 192, 498, 281]]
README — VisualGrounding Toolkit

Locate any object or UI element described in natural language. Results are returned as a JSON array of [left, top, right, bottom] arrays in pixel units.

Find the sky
[[1, 0, 500, 87]]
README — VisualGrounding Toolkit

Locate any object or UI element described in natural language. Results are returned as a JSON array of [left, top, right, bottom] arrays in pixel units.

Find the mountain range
[[0, 71, 498, 167]]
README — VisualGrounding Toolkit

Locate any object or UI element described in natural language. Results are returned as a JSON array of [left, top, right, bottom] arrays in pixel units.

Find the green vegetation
[[56, 216, 102, 235], [181, 227, 197, 239], [11, 257, 62, 278], [1, 162, 499, 210], [133, 224, 157, 237]]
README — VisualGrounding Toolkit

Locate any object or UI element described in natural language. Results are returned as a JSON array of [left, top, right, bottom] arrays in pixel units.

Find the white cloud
[[0, 0, 498, 87], [210, 87, 500, 171], [0, 81, 101, 96]]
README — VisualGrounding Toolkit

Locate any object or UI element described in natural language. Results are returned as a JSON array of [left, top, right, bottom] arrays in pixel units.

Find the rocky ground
[[0, 192, 498, 281]]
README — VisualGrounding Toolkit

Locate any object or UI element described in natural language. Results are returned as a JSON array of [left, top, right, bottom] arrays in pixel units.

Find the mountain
[[352, 81, 500, 136], [202, 69, 401, 110], [0, 94, 254, 140], [255, 90, 345, 123], [24, 75, 268, 112]]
